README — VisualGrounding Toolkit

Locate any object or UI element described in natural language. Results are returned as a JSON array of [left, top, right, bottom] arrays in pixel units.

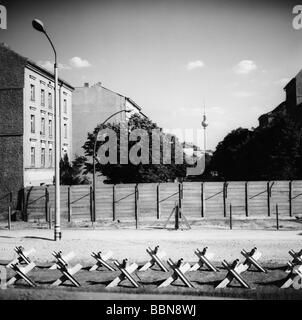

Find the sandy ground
[[0, 228, 302, 264], [1, 228, 302, 300]]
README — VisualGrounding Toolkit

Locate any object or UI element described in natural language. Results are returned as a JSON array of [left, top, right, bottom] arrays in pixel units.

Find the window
[[41, 89, 45, 106], [63, 99, 67, 113], [30, 147, 35, 167], [30, 84, 35, 101], [64, 123, 67, 138], [30, 115, 35, 133], [41, 117, 45, 135], [48, 93, 52, 108], [48, 119, 53, 138], [49, 148, 53, 167], [41, 148, 45, 167]]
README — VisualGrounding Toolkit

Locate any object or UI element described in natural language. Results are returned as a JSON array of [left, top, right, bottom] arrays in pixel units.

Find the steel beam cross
[[241, 247, 267, 273], [107, 259, 139, 288], [158, 258, 194, 288], [90, 251, 115, 271], [216, 259, 250, 289], [190, 247, 218, 272], [139, 246, 168, 272]]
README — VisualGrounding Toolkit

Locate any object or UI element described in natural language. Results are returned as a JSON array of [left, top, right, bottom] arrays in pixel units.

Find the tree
[[60, 154, 89, 185], [211, 128, 254, 180], [210, 114, 302, 180], [82, 114, 189, 183], [247, 115, 302, 180]]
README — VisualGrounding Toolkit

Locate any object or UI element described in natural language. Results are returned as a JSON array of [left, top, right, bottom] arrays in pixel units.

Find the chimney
[[0, 42, 9, 48], [84, 82, 89, 88]]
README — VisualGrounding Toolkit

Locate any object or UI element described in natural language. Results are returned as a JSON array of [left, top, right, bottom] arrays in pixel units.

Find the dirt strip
[[0, 229, 302, 264]]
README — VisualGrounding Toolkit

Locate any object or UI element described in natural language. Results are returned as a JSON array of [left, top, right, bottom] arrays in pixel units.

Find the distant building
[[0, 43, 74, 197], [182, 141, 213, 158], [258, 69, 302, 127], [72, 82, 147, 158]]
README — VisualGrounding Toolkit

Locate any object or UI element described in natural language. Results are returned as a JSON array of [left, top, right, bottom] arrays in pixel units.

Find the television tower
[[201, 102, 208, 154]]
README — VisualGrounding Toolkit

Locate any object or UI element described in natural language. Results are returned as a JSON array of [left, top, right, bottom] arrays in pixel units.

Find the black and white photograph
[[0, 0, 302, 310]]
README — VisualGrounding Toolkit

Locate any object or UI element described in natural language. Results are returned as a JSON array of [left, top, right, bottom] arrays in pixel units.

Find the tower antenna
[[201, 100, 208, 153]]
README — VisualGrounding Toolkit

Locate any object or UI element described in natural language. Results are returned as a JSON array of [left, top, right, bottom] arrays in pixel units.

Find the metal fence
[[18, 180, 302, 223]]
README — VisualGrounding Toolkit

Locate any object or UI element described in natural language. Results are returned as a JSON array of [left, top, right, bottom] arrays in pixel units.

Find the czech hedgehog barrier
[[4, 246, 302, 290], [1, 180, 302, 222]]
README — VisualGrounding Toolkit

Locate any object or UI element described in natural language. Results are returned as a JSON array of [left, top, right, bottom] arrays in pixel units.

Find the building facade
[[258, 69, 302, 127], [0, 43, 73, 198], [72, 82, 146, 158]]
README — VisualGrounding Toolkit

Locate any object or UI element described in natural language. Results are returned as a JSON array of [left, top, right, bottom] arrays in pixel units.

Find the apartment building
[[0, 43, 74, 198], [72, 82, 146, 158]]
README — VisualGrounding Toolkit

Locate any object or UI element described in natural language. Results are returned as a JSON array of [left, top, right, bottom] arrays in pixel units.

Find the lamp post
[[32, 19, 61, 241], [92, 109, 131, 220]]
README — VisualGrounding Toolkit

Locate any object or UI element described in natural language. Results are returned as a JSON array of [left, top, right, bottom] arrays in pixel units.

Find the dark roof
[[0, 43, 74, 90], [284, 78, 295, 90]]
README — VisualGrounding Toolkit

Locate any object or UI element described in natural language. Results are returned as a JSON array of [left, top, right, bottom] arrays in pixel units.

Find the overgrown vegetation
[[210, 114, 302, 180], [81, 114, 195, 184]]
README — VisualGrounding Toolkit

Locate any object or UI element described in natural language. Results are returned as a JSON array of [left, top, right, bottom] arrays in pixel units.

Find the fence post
[[48, 206, 52, 229], [178, 183, 183, 219], [135, 184, 139, 229], [112, 184, 116, 221], [68, 186, 72, 222], [45, 188, 49, 221], [245, 181, 249, 217], [289, 181, 292, 217], [90, 186, 94, 222], [267, 181, 271, 217], [7, 192, 12, 230], [201, 182, 204, 218], [20, 188, 25, 221], [276, 204, 279, 230], [156, 183, 160, 219], [175, 203, 179, 230], [23, 188, 28, 222], [229, 204, 232, 230], [223, 182, 228, 217]]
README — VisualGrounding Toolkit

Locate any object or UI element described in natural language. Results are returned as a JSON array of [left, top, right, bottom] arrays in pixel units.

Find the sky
[[1, 0, 302, 150]]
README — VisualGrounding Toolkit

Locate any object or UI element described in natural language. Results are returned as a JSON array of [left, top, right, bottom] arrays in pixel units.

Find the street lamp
[[92, 109, 131, 220], [32, 19, 61, 241]]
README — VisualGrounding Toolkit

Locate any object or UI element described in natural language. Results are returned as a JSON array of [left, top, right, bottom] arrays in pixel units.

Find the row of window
[[30, 114, 68, 139], [30, 146, 53, 168], [30, 146, 68, 167], [30, 84, 68, 113]]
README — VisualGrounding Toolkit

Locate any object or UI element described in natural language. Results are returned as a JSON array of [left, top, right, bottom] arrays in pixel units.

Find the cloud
[[37, 61, 71, 72], [232, 91, 255, 98], [69, 57, 91, 68], [234, 60, 257, 74], [187, 60, 205, 71], [172, 107, 201, 117]]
